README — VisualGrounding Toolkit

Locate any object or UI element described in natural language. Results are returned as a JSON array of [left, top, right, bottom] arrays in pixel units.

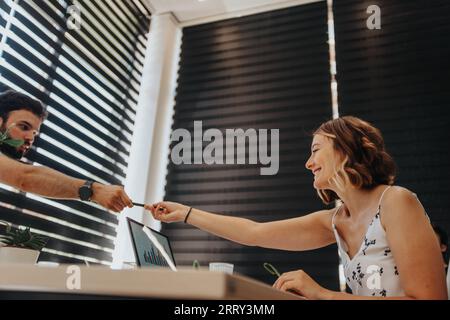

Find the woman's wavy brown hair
[[314, 116, 396, 204]]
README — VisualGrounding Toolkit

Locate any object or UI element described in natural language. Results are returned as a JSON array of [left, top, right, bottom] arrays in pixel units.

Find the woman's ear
[[0, 117, 3, 128]]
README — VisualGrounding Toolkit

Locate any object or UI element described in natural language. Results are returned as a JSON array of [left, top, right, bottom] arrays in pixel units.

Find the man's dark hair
[[0, 90, 48, 121]]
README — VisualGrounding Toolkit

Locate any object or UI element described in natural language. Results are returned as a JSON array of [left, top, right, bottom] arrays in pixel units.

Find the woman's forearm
[[187, 208, 261, 246]]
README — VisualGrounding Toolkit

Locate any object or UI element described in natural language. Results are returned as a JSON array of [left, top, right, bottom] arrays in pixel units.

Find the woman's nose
[[305, 155, 313, 170]]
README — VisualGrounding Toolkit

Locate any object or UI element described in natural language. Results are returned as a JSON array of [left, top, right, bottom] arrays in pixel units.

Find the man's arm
[[0, 155, 133, 212]]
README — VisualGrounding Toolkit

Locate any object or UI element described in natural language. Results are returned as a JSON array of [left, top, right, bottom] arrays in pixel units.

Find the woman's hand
[[144, 201, 190, 223], [273, 269, 331, 300]]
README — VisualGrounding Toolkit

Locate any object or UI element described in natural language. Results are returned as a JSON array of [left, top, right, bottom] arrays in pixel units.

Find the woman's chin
[[313, 179, 328, 190]]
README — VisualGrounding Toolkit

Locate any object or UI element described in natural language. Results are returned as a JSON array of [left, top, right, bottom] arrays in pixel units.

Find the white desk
[[0, 264, 301, 299]]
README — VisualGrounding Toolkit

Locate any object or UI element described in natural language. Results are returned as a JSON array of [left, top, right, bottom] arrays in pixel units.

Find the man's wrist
[[78, 180, 95, 201], [90, 182, 102, 202]]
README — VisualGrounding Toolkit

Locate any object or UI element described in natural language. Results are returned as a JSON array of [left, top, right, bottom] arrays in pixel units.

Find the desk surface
[[0, 264, 301, 300]]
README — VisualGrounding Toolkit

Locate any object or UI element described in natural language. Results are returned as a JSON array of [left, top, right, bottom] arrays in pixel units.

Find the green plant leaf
[[1, 224, 48, 251], [192, 260, 200, 270], [0, 126, 11, 142], [3, 139, 24, 147], [0, 124, 25, 147]]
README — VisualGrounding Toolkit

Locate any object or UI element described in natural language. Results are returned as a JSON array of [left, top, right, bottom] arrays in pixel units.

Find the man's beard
[[0, 143, 25, 159], [0, 124, 26, 159]]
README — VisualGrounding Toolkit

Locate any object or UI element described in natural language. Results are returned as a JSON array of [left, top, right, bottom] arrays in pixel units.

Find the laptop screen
[[127, 217, 176, 270]]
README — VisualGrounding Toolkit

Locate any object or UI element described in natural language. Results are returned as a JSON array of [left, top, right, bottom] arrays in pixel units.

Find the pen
[[132, 202, 145, 207], [133, 202, 166, 211]]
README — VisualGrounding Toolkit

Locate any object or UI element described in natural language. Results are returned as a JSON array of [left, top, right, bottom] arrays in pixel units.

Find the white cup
[[209, 262, 234, 274]]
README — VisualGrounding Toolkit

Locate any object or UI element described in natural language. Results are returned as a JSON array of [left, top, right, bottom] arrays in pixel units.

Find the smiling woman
[[145, 116, 447, 300], [308, 116, 397, 205]]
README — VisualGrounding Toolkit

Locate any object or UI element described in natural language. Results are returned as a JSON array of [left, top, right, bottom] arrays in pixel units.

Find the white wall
[[112, 13, 182, 267]]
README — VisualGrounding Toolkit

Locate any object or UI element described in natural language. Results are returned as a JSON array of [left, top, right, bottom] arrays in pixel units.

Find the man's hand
[[91, 183, 133, 213]]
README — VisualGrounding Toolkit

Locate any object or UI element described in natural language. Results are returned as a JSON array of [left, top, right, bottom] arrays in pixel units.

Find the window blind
[[333, 0, 450, 233], [0, 0, 151, 265], [164, 1, 339, 289]]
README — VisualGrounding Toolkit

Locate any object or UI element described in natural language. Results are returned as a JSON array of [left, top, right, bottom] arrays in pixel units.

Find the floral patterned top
[[332, 186, 405, 297]]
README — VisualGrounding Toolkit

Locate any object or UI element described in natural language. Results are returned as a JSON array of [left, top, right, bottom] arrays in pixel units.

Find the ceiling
[[145, 0, 322, 26]]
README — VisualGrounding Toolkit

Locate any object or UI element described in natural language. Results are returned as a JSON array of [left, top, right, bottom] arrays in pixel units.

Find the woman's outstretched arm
[[145, 201, 336, 251]]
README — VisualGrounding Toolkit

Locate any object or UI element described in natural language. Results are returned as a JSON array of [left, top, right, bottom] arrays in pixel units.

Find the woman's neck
[[335, 185, 386, 219]]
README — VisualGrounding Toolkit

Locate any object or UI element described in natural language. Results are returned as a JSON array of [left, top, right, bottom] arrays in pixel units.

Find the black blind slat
[[53, 199, 119, 224], [0, 1, 10, 14], [77, 1, 143, 66], [24, 0, 140, 103], [181, 17, 329, 53], [102, 1, 147, 50], [177, 55, 329, 85], [120, 0, 151, 38], [40, 125, 126, 176], [164, 2, 339, 289], [4, 23, 136, 127], [35, 0, 130, 87], [88, 1, 142, 56], [0, 1, 9, 43], [48, 88, 131, 154], [66, 9, 141, 86], [8, 7, 135, 122], [9, 1, 135, 139], [53, 73, 133, 137], [44, 238, 112, 262], [44, 114, 128, 167], [37, 252, 93, 265], [32, 139, 123, 184], [74, 2, 134, 64], [59, 48, 138, 113], [26, 149, 122, 186]]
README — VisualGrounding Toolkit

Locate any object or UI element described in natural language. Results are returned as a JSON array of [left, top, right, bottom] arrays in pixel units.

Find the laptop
[[127, 217, 177, 271]]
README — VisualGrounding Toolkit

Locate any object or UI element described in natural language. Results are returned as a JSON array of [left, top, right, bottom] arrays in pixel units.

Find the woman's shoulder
[[383, 185, 419, 204], [309, 207, 341, 232], [380, 185, 425, 226]]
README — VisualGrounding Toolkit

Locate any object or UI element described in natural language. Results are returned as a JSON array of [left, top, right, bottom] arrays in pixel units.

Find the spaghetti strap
[[377, 185, 392, 208], [331, 204, 342, 227]]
